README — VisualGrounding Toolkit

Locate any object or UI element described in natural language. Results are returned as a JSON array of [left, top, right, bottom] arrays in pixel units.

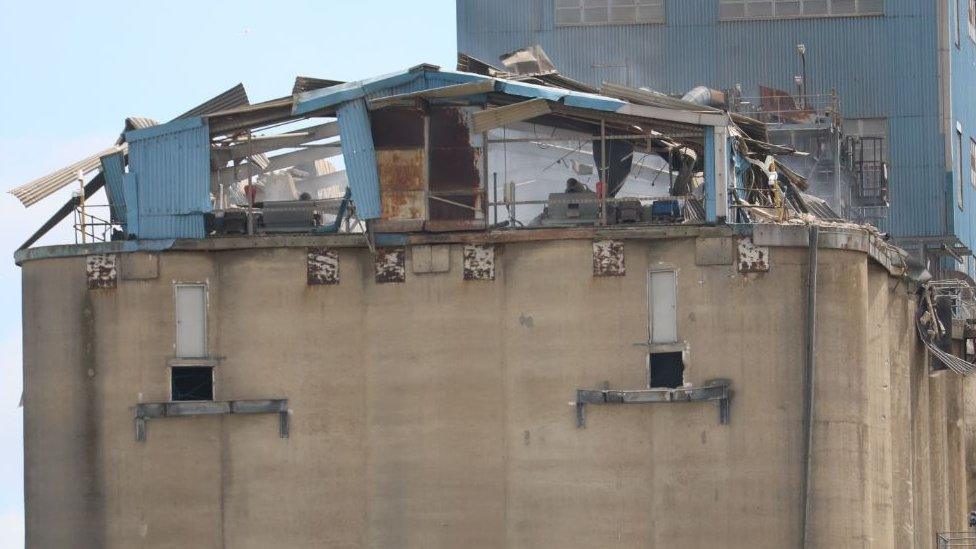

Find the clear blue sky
[[0, 1, 457, 544]]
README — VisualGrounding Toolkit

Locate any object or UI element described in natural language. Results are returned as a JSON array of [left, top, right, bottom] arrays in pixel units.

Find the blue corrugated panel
[[336, 99, 382, 219], [951, 4, 976, 266], [458, 0, 947, 241], [126, 116, 211, 239], [99, 151, 126, 224]]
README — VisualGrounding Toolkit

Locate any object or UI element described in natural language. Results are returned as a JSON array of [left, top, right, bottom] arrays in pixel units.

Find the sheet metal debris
[[593, 240, 625, 277], [916, 280, 976, 375], [463, 244, 495, 281], [307, 248, 340, 285], [737, 237, 769, 273], [375, 247, 406, 283], [86, 254, 117, 289]]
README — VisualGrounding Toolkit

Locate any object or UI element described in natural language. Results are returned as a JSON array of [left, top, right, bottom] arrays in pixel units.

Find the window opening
[[649, 352, 684, 388], [556, 0, 665, 26], [719, 0, 883, 20], [171, 366, 214, 401]]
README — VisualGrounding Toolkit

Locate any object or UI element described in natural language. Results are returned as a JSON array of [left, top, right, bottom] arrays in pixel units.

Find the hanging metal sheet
[[337, 99, 383, 219], [100, 151, 127, 224]]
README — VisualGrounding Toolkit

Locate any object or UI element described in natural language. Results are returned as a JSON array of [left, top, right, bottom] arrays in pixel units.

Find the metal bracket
[[575, 378, 731, 428], [134, 399, 289, 442]]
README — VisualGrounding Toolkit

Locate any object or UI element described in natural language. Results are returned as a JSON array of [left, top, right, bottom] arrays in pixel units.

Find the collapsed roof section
[[11, 57, 847, 248]]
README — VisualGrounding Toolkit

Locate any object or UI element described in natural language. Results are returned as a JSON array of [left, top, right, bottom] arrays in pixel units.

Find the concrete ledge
[[15, 223, 908, 277]]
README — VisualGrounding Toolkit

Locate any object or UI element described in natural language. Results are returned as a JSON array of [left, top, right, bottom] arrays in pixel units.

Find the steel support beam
[[575, 378, 732, 428]]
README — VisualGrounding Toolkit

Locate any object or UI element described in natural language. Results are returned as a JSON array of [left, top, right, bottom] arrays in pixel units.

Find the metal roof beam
[[211, 122, 339, 164]]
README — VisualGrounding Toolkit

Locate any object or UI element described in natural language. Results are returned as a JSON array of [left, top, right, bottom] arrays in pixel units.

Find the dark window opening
[[171, 366, 214, 401], [650, 352, 684, 389]]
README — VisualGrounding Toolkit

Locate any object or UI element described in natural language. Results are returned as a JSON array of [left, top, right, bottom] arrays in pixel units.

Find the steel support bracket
[[134, 398, 289, 442], [575, 378, 731, 428]]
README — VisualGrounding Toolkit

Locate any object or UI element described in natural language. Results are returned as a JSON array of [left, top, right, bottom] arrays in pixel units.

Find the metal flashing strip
[[134, 399, 288, 442], [575, 379, 732, 428]]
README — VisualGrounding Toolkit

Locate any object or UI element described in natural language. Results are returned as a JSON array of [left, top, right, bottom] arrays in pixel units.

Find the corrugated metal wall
[[337, 99, 383, 219], [99, 151, 127, 224], [458, 0, 948, 240], [125, 117, 211, 239], [951, 0, 976, 263]]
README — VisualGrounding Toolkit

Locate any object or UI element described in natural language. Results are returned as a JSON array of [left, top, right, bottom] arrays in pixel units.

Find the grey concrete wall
[[19, 235, 970, 548]]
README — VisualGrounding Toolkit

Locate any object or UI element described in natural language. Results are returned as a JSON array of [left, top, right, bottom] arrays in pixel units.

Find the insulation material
[[463, 244, 495, 280], [375, 248, 406, 283], [307, 248, 340, 285], [592, 240, 625, 276], [86, 254, 118, 289]]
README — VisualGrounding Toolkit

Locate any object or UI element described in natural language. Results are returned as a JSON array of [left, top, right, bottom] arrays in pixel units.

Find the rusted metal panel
[[377, 148, 427, 220], [375, 247, 406, 283], [87, 254, 118, 289], [429, 107, 481, 221], [377, 149, 426, 191], [371, 107, 425, 149], [593, 239, 625, 276], [307, 247, 340, 285], [463, 244, 495, 280], [737, 237, 770, 272]]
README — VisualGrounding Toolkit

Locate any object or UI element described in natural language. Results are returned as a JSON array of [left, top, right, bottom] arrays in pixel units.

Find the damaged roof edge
[[294, 66, 728, 128]]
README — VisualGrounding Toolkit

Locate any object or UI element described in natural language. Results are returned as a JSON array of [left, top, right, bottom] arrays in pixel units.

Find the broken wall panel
[[87, 254, 118, 289], [737, 237, 770, 273], [593, 240, 625, 276], [375, 247, 406, 283], [307, 248, 340, 285], [463, 244, 495, 280]]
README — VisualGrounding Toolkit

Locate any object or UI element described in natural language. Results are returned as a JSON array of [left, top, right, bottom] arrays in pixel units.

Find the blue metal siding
[[951, 3, 976, 261], [99, 151, 126, 224], [125, 117, 210, 239], [336, 99, 382, 219], [458, 0, 947, 240]]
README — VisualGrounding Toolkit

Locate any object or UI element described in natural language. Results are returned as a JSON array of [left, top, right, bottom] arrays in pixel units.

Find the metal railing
[[73, 204, 117, 244], [733, 92, 842, 127]]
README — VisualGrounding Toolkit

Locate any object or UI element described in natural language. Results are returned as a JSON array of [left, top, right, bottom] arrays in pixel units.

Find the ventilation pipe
[[681, 86, 727, 109]]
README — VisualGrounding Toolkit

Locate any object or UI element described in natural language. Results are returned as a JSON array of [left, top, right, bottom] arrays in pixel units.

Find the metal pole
[[493, 172, 498, 227], [246, 132, 255, 235], [801, 224, 820, 548], [600, 118, 608, 226], [78, 170, 87, 244]]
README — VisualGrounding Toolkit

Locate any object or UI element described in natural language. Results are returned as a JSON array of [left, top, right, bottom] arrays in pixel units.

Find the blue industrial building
[[458, 0, 976, 272]]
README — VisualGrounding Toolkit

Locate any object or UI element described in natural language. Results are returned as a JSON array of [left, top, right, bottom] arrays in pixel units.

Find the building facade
[[457, 0, 976, 272], [17, 225, 971, 547]]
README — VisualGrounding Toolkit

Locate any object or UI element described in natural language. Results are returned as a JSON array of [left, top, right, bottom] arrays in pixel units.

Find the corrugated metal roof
[[176, 83, 249, 119], [335, 99, 382, 219], [9, 144, 126, 207], [293, 76, 345, 95], [126, 117, 210, 239]]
